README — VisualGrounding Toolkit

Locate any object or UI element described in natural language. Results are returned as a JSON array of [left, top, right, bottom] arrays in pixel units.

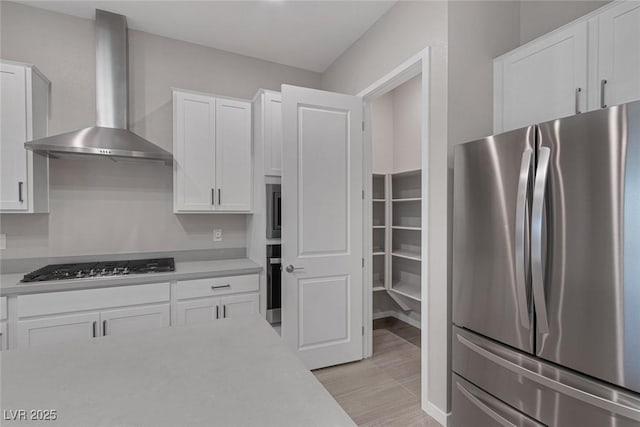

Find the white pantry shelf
[[389, 282, 421, 302], [391, 251, 421, 262]]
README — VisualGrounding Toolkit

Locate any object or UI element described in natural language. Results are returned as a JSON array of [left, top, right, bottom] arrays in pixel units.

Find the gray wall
[[520, 0, 610, 44], [0, 1, 320, 259], [321, 0, 450, 415]]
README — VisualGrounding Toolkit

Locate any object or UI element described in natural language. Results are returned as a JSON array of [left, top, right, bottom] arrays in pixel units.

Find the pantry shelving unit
[[370, 169, 422, 302], [389, 169, 422, 302], [371, 174, 389, 292]]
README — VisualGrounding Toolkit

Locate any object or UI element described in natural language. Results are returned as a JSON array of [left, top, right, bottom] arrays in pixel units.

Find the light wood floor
[[313, 318, 439, 426]]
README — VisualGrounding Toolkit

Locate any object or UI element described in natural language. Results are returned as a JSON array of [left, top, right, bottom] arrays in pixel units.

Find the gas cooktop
[[20, 258, 175, 283]]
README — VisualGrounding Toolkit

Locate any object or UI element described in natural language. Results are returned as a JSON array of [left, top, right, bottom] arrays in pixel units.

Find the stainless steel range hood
[[25, 9, 173, 165]]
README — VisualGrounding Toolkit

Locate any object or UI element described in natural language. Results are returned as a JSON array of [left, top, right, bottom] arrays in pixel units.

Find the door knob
[[285, 265, 304, 273]]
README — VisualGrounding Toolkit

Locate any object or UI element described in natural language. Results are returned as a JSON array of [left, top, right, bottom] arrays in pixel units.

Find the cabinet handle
[[0, 332, 3, 351], [575, 87, 582, 114], [92, 321, 97, 338], [218, 188, 222, 205], [216, 305, 220, 319], [103, 320, 108, 336], [211, 284, 231, 290], [223, 305, 227, 318], [18, 182, 23, 203], [211, 188, 215, 205], [601, 79, 608, 109]]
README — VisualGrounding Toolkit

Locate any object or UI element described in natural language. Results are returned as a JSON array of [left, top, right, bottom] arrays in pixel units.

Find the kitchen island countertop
[[0, 315, 355, 427]]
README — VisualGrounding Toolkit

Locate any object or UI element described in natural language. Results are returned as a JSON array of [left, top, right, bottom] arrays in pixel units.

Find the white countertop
[[0, 258, 261, 297], [0, 316, 355, 427]]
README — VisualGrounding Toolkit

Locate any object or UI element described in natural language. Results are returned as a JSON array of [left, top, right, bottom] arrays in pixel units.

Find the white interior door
[[281, 85, 363, 370]]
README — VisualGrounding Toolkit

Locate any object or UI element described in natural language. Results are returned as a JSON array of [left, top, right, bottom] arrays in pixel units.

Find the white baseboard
[[425, 401, 451, 427], [393, 311, 421, 329], [373, 310, 421, 329]]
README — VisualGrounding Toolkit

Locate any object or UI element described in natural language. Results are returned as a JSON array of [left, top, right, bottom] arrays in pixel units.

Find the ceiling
[[19, 1, 397, 73]]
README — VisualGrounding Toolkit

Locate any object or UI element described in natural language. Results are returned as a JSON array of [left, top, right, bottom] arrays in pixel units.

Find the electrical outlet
[[213, 229, 223, 242], [0, 234, 6, 250]]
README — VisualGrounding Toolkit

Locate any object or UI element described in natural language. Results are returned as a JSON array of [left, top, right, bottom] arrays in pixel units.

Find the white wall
[[520, 0, 610, 44], [321, 0, 450, 416], [0, 1, 320, 259], [392, 75, 421, 173], [371, 92, 394, 174], [371, 74, 422, 174]]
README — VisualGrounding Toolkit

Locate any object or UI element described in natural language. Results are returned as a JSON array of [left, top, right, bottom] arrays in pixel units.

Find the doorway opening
[[359, 48, 430, 410]]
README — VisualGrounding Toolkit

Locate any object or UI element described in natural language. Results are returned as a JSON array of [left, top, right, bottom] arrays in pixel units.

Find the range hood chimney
[[25, 9, 173, 165]]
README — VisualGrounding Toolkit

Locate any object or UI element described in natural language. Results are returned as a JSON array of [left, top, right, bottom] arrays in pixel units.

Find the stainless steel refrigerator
[[452, 101, 640, 426]]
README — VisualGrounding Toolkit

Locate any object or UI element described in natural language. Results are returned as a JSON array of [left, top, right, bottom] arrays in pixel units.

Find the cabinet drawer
[[0, 296, 7, 320], [18, 283, 171, 318], [176, 274, 258, 300]]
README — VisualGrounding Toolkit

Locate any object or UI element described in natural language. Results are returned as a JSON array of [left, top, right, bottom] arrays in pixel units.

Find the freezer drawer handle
[[456, 382, 517, 427], [531, 147, 550, 334], [457, 333, 640, 421], [515, 149, 533, 329]]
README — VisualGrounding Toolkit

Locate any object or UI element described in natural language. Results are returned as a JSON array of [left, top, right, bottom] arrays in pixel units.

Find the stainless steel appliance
[[452, 101, 640, 426], [266, 184, 281, 239], [24, 10, 172, 165], [21, 258, 175, 282], [266, 244, 281, 324]]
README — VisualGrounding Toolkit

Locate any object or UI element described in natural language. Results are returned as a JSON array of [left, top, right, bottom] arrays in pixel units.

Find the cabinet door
[[100, 304, 170, 337], [495, 22, 587, 132], [597, 1, 640, 109], [17, 312, 100, 349], [220, 293, 259, 319], [264, 92, 282, 176], [174, 91, 216, 212], [175, 297, 220, 325], [0, 321, 7, 351], [0, 63, 28, 211], [215, 98, 252, 211]]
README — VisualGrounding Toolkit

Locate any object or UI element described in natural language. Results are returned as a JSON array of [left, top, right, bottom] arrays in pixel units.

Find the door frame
[[357, 47, 431, 408]]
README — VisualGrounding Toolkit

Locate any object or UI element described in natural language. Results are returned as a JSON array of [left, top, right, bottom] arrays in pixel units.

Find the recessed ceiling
[[18, 1, 397, 73]]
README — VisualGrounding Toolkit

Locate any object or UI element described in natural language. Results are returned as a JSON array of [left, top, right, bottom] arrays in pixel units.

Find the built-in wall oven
[[266, 244, 281, 324], [266, 184, 281, 239]]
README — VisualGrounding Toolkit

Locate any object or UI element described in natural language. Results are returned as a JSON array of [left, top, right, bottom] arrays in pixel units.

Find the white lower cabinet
[[221, 293, 259, 319], [8, 275, 261, 350], [15, 283, 171, 350], [175, 293, 259, 326], [17, 312, 100, 349], [100, 304, 170, 337], [175, 297, 220, 326]]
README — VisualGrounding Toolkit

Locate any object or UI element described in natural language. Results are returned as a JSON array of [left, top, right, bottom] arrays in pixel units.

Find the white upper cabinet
[[263, 92, 282, 176], [173, 89, 252, 213], [495, 1, 640, 133], [0, 61, 50, 213], [215, 98, 252, 211], [173, 91, 216, 212], [596, 1, 640, 109], [495, 22, 588, 133]]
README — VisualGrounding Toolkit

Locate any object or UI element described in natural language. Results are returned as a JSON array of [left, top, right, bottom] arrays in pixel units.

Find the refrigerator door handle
[[457, 333, 640, 421], [515, 149, 533, 329], [456, 381, 518, 427], [532, 146, 551, 334]]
